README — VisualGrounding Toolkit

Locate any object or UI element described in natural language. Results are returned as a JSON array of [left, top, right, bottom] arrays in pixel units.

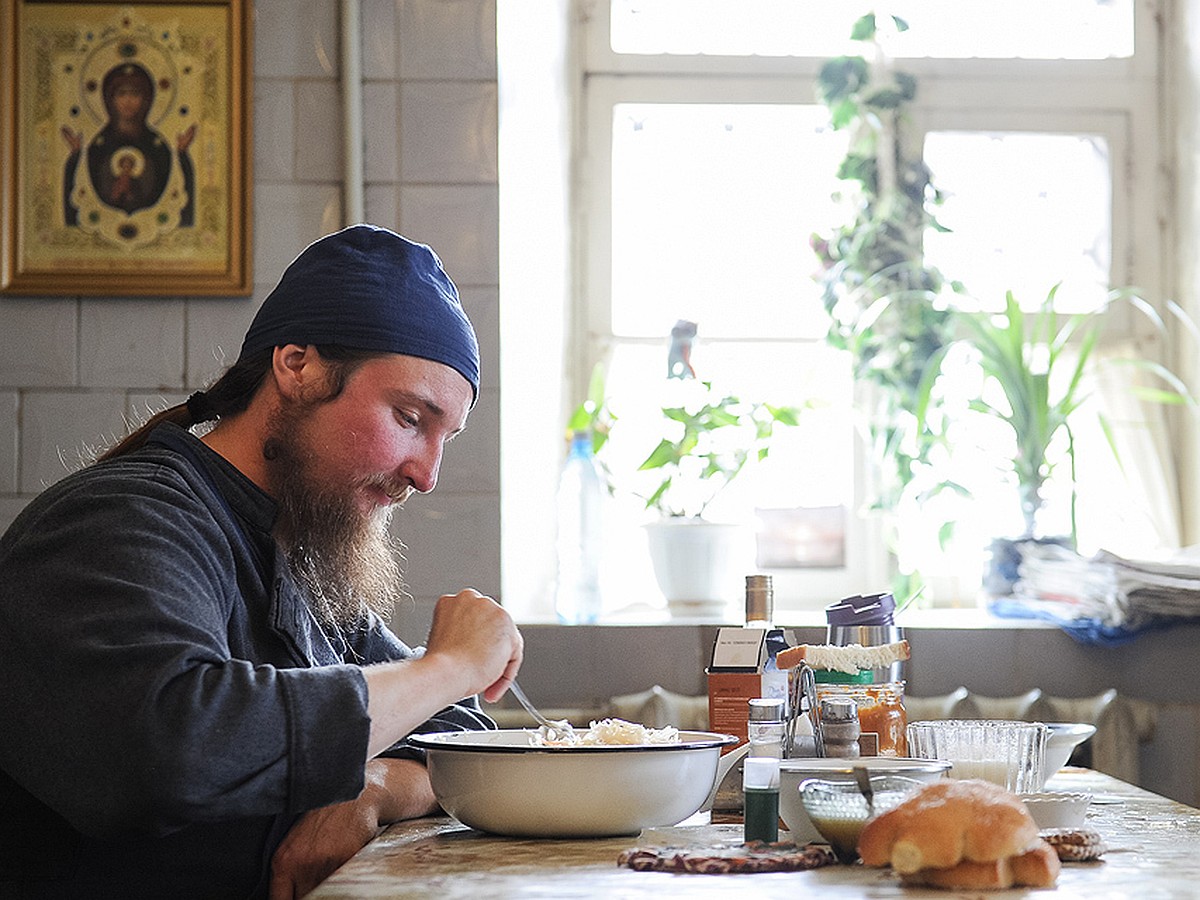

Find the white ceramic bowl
[[1020, 791, 1093, 829], [1038, 723, 1097, 788], [410, 728, 738, 838], [779, 757, 952, 844]]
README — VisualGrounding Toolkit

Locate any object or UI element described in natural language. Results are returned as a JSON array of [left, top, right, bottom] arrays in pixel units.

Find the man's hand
[[268, 758, 436, 900], [363, 589, 522, 757], [423, 588, 523, 703]]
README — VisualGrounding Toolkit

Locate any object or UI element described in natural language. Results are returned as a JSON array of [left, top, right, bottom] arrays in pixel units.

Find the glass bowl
[[798, 774, 925, 863], [779, 757, 951, 844], [906, 719, 1047, 793]]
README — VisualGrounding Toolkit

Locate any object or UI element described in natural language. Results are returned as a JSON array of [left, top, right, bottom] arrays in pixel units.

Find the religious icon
[[60, 60, 198, 232], [2, 1, 252, 296], [57, 21, 203, 246]]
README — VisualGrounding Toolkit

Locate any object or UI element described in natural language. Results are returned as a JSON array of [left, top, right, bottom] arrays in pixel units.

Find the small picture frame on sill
[[0, 0, 253, 296]]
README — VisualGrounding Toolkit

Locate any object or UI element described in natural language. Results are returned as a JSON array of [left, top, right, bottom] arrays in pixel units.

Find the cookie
[[1041, 828, 1106, 862]]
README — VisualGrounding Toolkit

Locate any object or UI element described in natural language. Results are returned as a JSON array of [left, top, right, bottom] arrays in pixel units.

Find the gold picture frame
[[1, 0, 252, 295]]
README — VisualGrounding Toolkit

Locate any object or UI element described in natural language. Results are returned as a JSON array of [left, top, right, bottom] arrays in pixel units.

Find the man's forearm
[[363, 653, 474, 759], [363, 757, 439, 824]]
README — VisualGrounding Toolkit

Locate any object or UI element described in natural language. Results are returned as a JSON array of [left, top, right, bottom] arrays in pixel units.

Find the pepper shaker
[[820, 696, 861, 759]]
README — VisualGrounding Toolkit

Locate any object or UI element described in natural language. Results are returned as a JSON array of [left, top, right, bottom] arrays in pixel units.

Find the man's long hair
[[98, 345, 384, 462]]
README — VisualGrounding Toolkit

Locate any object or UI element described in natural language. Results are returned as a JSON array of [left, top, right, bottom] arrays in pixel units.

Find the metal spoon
[[853, 765, 875, 817], [509, 680, 576, 744]]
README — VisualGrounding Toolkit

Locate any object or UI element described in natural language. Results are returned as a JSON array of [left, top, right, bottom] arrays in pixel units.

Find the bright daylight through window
[[500, 0, 1161, 623]]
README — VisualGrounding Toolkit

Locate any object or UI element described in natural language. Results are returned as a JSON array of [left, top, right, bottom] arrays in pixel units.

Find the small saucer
[[1019, 791, 1092, 829]]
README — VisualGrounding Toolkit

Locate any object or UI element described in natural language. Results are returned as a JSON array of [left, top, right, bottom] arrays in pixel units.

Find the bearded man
[[0, 225, 523, 899]]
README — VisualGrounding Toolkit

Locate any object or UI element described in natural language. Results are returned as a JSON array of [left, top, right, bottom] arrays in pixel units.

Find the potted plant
[[636, 381, 804, 616], [936, 285, 1196, 594]]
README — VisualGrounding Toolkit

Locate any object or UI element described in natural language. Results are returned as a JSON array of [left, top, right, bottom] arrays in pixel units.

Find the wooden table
[[309, 769, 1200, 898]]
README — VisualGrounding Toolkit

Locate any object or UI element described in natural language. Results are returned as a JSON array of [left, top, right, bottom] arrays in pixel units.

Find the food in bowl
[[858, 779, 1061, 889], [409, 728, 737, 838], [779, 757, 951, 843], [530, 717, 680, 747]]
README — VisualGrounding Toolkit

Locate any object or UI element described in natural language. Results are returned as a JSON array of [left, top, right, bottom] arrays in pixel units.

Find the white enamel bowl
[[1039, 723, 1097, 788], [410, 729, 738, 838], [779, 757, 952, 843]]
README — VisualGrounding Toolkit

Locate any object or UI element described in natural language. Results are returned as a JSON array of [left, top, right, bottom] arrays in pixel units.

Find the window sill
[[513, 605, 1058, 631]]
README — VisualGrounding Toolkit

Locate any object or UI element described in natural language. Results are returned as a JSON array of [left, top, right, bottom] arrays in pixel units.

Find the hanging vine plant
[[810, 12, 961, 517]]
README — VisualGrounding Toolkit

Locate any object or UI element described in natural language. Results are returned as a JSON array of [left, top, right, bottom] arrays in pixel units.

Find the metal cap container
[[745, 574, 773, 625]]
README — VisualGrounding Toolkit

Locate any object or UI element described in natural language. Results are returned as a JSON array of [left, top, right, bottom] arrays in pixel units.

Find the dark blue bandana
[[239, 224, 479, 402]]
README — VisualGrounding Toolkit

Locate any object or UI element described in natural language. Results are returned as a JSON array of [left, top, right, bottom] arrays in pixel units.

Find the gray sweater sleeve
[[0, 461, 371, 840]]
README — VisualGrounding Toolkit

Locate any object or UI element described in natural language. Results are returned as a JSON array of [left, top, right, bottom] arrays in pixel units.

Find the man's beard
[[264, 404, 407, 630]]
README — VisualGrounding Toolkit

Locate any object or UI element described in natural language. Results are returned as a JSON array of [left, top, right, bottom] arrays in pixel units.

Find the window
[[499, 1, 1164, 621]]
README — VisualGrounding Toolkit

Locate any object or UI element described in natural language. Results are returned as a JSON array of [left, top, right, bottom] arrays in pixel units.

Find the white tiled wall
[[0, 0, 500, 642]]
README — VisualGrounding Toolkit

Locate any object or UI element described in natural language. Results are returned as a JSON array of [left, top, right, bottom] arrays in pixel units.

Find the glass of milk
[[906, 720, 1048, 793]]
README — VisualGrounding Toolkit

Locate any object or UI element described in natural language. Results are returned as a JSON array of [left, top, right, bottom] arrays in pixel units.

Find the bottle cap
[[745, 574, 773, 624], [825, 591, 895, 626], [748, 697, 785, 723], [742, 755, 780, 790]]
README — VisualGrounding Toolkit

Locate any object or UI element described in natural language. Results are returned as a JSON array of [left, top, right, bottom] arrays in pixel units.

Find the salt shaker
[[820, 696, 861, 758], [747, 697, 785, 759]]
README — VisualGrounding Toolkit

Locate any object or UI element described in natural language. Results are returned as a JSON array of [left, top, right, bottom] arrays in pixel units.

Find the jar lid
[[820, 697, 858, 722], [748, 697, 785, 722]]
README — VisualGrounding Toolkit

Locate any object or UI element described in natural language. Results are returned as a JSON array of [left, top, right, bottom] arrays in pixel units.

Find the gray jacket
[[0, 423, 493, 898]]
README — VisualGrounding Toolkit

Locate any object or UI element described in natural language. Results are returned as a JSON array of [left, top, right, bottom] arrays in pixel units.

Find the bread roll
[[900, 840, 1061, 890], [857, 779, 1040, 874], [1009, 840, 1062, 886]]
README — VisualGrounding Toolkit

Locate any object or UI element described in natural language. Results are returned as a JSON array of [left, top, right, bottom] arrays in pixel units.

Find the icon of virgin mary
[[61, 61, 195, 227]]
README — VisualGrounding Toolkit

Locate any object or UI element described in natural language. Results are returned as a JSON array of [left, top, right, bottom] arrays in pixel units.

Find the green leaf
[[850, 13, 877, 41], [1132, 387, 1192, 405], [937, 520, 956, 551], [638, 439, 679, 471], [914, 342, 952, 433], [817, 57, 869, 105], [894, 72, 918, 102]]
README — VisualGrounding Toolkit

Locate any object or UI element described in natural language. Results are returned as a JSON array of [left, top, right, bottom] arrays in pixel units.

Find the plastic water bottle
[[554, 430, 603, 624]]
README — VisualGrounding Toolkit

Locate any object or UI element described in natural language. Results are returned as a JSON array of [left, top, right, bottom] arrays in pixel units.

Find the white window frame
[[571, 0, 1168, 609]]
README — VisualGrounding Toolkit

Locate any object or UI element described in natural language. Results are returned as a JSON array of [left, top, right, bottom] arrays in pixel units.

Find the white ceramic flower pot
[[643, 518, 750, 618]]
